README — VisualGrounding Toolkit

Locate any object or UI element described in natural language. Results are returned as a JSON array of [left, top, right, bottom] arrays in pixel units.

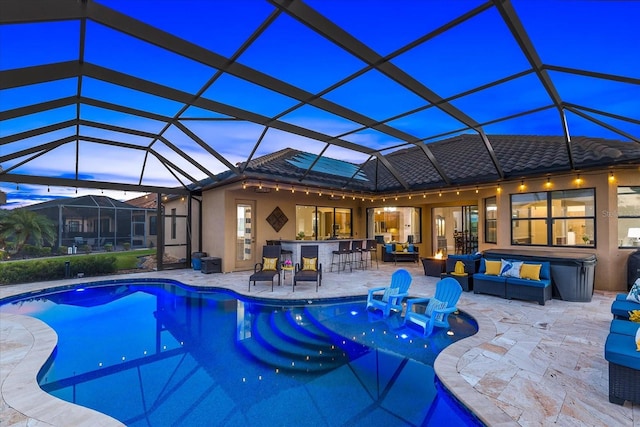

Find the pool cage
[[27, 195, 156, 252]]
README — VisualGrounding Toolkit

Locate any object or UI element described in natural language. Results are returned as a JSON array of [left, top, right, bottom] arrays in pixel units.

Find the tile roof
[[212, 134, 639, 194]]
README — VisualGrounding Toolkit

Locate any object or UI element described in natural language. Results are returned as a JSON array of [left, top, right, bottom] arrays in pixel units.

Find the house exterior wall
[[193, 168, 638, 292]]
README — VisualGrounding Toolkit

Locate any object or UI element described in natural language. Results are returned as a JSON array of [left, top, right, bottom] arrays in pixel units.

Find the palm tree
[[0, 209, 56, 253]]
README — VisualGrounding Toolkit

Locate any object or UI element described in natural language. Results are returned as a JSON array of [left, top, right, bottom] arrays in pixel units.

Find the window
[[367, 207, 421, 243], [295, 205, 352, 240], [510, 189, 595, 247], [171, 208, 177, 240], [149, 215, 157, 236], [617, 186, 640, 248], [485, 196, 497, 243], [68, 220, 80, 233]]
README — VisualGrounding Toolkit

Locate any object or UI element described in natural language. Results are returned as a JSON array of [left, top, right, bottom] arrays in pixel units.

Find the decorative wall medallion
[[267, 206, 288, 232]]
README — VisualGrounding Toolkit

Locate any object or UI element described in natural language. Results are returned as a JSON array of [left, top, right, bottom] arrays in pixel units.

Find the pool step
[[237, 308, 350, 373]]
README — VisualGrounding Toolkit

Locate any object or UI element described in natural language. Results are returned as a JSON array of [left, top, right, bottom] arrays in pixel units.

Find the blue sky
[[1, 0, 638, 208]]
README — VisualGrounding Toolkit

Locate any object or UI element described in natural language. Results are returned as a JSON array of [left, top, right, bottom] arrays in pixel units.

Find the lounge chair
[[366, 269, 412, 317], [293, 245, 321, 292], [404, 277, 462, 335], [248, 245, 281, 291]]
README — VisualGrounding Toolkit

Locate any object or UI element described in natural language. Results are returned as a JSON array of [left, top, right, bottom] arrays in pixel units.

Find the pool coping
[[1, 277, 517, 427]]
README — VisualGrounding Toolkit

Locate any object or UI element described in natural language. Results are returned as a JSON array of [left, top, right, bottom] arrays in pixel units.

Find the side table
[[440, 272, 472, 292], [282, 266, 295, 286]]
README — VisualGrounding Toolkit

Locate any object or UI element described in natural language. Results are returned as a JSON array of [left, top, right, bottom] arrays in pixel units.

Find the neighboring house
[[25, 195, 156, 250]]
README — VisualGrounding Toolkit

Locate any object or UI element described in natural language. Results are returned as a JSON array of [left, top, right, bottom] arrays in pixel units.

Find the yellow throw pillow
[[395, 244, 404, 252], [485, 260, 501, 275], [302, 257, 317, 271], [520, 263, 542, 281], [451, 260, 467, 276], [262, 257, 278, 271]]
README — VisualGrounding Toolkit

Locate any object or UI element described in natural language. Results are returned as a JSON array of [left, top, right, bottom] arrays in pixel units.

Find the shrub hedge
[[0, 255, 118, 285]]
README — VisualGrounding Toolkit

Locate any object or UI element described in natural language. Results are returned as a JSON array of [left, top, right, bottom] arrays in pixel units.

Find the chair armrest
[[406, 297, 431, 312], [254, 263, 263, 272], [434, 306, 457, 316], [367, 286, 387, 298]]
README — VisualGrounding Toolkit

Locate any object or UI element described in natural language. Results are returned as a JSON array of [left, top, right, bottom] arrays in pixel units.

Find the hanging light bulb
[[520, 180, 525, 191], [242, 181, 247, 190], [456, 188, 460, 195], [16, 183, 19, 190], [545, 177, 551, 188], [497, 184, 501, 193], [259, 181, 263, 190], [438, 190, 442, 197], [609, 171, 615, 182], [291, 186, 295, 193], [576, 174, 582, 185], [475, 186, 479, 194], [47, 186, 50, 193], [305, 187, 309, 195], [423, 193, 426, 198], [275, 184, 279, 191]]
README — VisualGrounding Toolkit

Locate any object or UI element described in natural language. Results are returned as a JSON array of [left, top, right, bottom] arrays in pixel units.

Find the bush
[[80, 244, 92, 254], [0, 255, 118, 285], [104, 243, 113, 252], [39, 246, 52, 257], [58, 246, 69, 256], [123, 242, 131, 251]]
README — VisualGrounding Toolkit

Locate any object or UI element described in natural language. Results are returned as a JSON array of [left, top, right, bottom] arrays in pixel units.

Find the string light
[[545, 177, 552, 188], [576, 174, 582, 185], [305, 188, 309, 195], [291, 186, 295, 193], [475, 187, 479, 194], [609, 171, 615, 182], [519, 180, 525, 191], [438, 190, 442, 197], [242, 181, 247, 189], [275, 184, 279, 191], [259, 181, 262, 190], [423, 193, 426, 198], [456, 188, 460, 195]]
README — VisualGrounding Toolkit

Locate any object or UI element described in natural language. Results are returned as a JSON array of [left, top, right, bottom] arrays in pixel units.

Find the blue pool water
[[0, 279, 483, 427]]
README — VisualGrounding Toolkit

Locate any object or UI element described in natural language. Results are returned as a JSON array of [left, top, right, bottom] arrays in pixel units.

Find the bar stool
[[363, 239, 378, 269], [351, 240, 365, 270], [268, 240, 293, 266], [331, 240, 352, 272]]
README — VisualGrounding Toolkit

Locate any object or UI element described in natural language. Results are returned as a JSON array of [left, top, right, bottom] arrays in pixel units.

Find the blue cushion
[[506, 277, 551, 288], [385, 244, 393, 253], [449, 254, 481, 261], [473, 273, 506, 284], [610, 319, 640, 337], [604, 332, 640, 369], [408, 244, 415, 252], [612, 299, 640, 319]]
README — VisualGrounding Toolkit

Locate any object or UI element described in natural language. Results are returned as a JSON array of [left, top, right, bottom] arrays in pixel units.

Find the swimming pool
[[0, 279, 483, 427]]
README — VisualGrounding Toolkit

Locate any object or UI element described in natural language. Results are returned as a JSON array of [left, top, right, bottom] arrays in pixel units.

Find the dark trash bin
[[192, 252, 207, 270], [628, 250, 640, 290]]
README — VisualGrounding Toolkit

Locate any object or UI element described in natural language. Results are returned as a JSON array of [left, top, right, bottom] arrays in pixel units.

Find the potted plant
[[296, 231, 305, 240], [582, 235, 590, 244]]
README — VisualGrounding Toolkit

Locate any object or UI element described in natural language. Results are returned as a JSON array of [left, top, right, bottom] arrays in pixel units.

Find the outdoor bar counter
[[280, 239, 364, 269]]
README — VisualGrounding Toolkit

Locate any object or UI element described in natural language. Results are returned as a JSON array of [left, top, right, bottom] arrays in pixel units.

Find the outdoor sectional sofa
[[382, 243, 419, 263], [473, 257, 552, 305], [604, 292, 640, 405]]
